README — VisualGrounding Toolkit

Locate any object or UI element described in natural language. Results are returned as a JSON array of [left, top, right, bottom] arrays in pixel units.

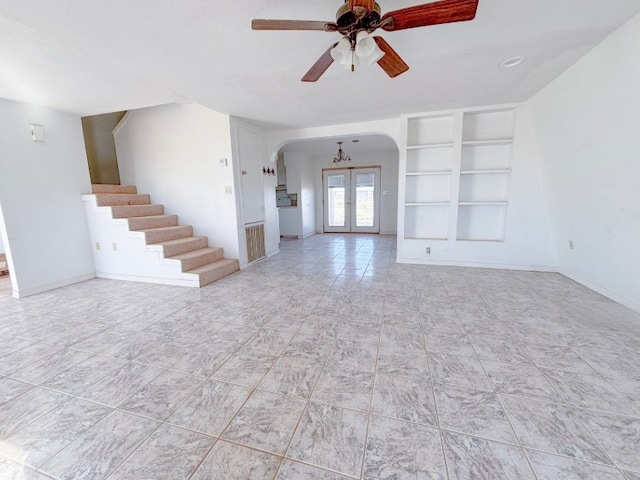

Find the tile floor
[[1, 234, 640, 479]]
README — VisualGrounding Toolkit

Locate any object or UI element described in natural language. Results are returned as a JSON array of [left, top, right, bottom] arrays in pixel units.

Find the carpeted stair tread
[[95, 193, 151, 206], [169, 247, 224, 271], [92, 184, 138, 194], [111, 204, 165, 218], [142, 225, 193, 244], [186, 258, 240, 287], [152, 236, 208, 257], [128, 215, 178, 231]]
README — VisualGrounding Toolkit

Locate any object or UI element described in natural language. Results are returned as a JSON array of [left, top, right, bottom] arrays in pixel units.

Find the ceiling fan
[[252, 0, 479, 82]]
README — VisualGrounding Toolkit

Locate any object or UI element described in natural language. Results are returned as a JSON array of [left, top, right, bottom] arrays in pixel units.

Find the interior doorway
[[323, 167, 380, 233]]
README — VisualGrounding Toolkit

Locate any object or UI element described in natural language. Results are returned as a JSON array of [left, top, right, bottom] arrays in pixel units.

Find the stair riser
[[96, 194, 151, 206], [161, 238, 208, 257], [179, 249, 224, 271], [111, 205, 164, 218], [92, 185, 137, 195], [128, 215, 178, 231], [145, 226, 193, 244], [198, 260, 240, 287]]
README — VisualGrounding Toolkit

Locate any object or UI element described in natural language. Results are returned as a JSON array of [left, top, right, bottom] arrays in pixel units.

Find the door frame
[[322, 165, 381, 234]]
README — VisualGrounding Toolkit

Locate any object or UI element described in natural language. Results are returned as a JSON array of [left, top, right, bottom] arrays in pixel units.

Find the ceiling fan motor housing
[[336, 2, 382, 30]]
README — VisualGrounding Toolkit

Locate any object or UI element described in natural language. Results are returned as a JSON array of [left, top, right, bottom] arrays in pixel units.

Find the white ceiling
[[282, 134, 398, 156], [1, 1, 639, 130]]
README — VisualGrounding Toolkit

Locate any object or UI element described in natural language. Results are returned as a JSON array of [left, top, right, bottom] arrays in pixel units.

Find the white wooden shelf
[[405, 202, 450, 207], [458, 201, 508, 206], [406, 171, 452, 176], [460, 169, 511, 175], [462, 139, 514, 146], [405, 237, 448, 241], [407, 143, 454, 150]]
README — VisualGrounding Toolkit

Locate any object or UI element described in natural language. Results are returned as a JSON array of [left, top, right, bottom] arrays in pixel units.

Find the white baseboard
[[559, 269, 640, 314], [13, 273, 96, 298], [395, 257, 558, 272], [95, 272, 198, 288]]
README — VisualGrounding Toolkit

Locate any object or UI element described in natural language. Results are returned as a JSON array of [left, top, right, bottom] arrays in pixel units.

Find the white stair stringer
[[82, 190, 239, 288]]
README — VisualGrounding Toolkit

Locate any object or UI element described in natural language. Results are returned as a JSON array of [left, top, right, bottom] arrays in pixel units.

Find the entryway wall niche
[[82, 111, 126, 185]]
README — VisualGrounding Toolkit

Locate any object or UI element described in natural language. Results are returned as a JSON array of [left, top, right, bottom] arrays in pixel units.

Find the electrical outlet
[[426, 247, 431, 254], [224, 186, 232, 195], [112, 242, 118, 251], [95, 242, 100, 251], [569, 240, 575, 250]]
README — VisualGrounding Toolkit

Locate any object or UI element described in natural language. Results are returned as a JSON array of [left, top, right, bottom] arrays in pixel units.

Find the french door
[[323, 167, 380, 233]]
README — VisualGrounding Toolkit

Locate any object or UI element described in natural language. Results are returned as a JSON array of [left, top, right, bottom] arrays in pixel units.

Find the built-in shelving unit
[[400, 105, 516, 245], [403, 114, 455, 240]]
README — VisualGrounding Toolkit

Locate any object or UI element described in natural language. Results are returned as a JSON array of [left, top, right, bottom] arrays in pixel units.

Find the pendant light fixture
[[333, 141, 351, 164]]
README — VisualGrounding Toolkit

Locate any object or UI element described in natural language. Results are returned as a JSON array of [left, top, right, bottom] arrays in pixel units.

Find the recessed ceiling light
[[500, 56, 525, 69]]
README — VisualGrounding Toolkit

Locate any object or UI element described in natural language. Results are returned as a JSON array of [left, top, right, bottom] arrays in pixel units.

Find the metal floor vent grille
[[245, 223, 266, 263]]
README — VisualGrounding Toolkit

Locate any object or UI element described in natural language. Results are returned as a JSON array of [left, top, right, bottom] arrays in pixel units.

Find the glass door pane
[[354, 172, 375, 227], [325, 173, 349, 231]]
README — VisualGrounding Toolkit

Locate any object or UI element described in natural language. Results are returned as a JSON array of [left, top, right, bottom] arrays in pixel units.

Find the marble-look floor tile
[[500, 395, 612, 465], [211, 351, 278, 388], [372, 373, 437, 427], [364, 415, 446, 480], [169, 340, 237, 377], [0, 397, 109, 468], [576, 410, 640, 472], [312, 367, 373, 412], [434, 383, 517, 444], [527, 450, 626, 480], [282, 334, 335, 362], [41, 355, 128, 397], [106, 424, 214, 480], [287, 402, 367, 478], [168, 379, 251, 436], [0, 387, 70, 438], [80, 361, 163, 407], [376, 342, 430, 379], [469, 334, 533, 364], [40, 410, 159, 480], [118, 369, 204, 421], [442, 430, 536, 480], [190, 440, 281, 480], [0, 456, 38, 480], [0, 343, 63, 376], [242, 325, 299, 356], [429, 352, 493, 391], [0, 336, 35, 358], [223, 390, 306, 455], [0, 376, 33, 405], [425, 332, 477, 358], [260, 356, 324, 399], [337, 321, 381, 345], [481, 360, 563, 402], [277, 460, 352, 479], [521, 344, 596, 374], [328, 339, 378, 372], [543, 368, 639, 415], [10, 348, 92, 384], [623, 471, 640, 480]]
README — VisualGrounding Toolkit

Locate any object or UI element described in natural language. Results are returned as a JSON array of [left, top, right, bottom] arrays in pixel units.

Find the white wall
[[299, 159, 316, 238], [0, 227, 4, 253], [0, 98, 95, 296], [313, 151, 398, 235], [527, 12, 640, 310], [114, 103, 240, 260]]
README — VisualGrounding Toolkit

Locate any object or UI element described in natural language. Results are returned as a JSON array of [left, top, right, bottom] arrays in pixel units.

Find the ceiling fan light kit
[[252, 0, 479, 82]]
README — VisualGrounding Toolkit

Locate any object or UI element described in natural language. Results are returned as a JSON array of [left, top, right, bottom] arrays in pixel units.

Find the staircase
[[83, 184, 239, 287]]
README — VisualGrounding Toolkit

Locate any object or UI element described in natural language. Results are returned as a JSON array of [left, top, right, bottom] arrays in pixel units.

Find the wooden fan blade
[[348, 0, 376, 11], [252, 19, 333, 31], [381, 0, 478, 31], [373, 37, 409, 78], [302, 43, 338, 82]]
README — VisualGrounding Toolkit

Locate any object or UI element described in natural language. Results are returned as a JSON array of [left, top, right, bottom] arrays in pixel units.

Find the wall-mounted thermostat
[[30, 124, 45, 142]]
